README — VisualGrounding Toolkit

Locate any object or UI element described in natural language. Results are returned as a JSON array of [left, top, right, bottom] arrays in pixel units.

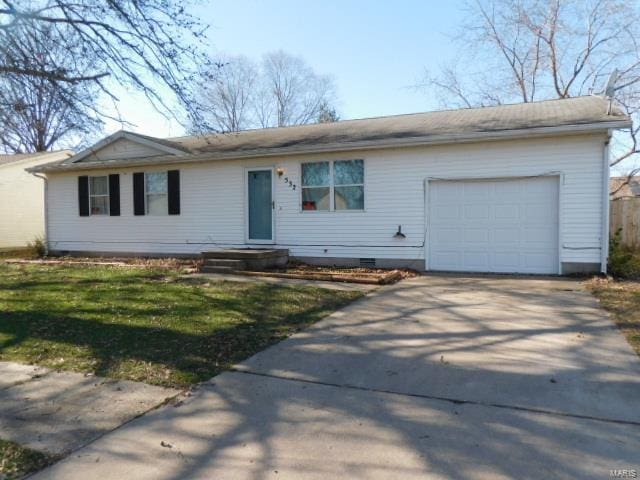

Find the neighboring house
[[610, 176, 640, 199], [0, 150, 73, 249], [29, 96, 631, 274]]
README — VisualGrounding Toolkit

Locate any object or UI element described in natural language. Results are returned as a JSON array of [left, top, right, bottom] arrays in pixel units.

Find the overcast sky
[[105, 0, 466, 137]]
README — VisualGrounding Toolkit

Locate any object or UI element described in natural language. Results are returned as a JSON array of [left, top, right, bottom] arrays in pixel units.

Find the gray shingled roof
[[169, 95, 629, 155], [0, 150, 73, 167], [31, 96, 631, 173]]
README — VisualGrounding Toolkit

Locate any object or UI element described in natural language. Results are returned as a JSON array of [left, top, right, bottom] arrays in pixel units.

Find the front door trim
[[245, 166, 275, 244]]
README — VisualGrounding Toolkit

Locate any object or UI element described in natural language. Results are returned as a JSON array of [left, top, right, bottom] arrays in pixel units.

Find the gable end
[[68, 131, 188, 164]]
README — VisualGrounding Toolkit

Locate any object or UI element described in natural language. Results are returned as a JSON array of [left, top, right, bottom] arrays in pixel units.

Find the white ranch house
[[29, 96, 631, 274]]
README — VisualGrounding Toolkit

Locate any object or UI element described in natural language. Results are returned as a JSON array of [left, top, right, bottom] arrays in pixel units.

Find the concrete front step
[[204, 259, 247, 269], [202, 249, 288, 260], [201, 265, 237, 274], [201, 249, 289, 272]]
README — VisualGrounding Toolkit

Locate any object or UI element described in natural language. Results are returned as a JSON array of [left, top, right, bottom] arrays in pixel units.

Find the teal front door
[[247, 169, 273, 242]]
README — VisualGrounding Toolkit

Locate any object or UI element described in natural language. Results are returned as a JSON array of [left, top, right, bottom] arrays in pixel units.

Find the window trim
[[144, 171, 169, 216], [300, 159, 365, 213], [88, 175, 110, 216]]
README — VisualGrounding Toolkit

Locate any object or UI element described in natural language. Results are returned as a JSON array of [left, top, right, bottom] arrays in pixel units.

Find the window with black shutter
[[78, 176, 89, 217], [109, 174, 120, 216], [168, 170, 180, 215], [133, 172, 145, 215]]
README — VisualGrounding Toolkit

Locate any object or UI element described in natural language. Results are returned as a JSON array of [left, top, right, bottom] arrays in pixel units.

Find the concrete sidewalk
[[0, 361, 177, 455], [31, 275, 640, 479]]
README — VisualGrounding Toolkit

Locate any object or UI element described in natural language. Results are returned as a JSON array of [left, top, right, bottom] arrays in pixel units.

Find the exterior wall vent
[[359, 258, 376, 268]]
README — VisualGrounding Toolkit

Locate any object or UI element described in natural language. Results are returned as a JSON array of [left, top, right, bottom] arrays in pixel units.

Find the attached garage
[[428, 176, 560, 274]]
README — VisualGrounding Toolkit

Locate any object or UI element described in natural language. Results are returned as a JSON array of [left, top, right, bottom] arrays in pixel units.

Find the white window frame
[[144, 171, 168, 216], [89, 175, 109, 216], [300, 159, 365, 212]]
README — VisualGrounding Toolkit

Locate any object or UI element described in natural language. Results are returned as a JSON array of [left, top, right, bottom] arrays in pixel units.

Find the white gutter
[[29, 172, 49, 256], [601, 130, 612, 273], [28, 120, 632, 174]]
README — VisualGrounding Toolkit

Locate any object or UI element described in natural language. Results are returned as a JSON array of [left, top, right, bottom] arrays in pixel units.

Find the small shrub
[[27, 236, 47, 258], [609, 228, 640, 279]]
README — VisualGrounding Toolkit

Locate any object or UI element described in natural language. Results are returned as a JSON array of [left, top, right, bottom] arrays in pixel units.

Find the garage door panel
[[463, 204, 489, 220], [523, 227, 556, 244], [463, 182, 491, 199], [431, 182, 461, 202], [523, 253, 556, 272], [494, 204, 520, 219], [433, 227, 463, 245], [493, 252, 520, 270], [464, 228, 489, 243], [428, 177, 559, 274], [525, 203, 555, 221], [430, 252, 461, 270], [434, 205, 461, 220], [463, 252, 490, 270], [495, 181, 522, 198], [524, 178, 557, 195], [493, 227, 520, 243]]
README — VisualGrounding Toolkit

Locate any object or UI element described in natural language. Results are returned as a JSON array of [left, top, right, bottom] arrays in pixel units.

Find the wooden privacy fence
[[610, 198, 640, 247]]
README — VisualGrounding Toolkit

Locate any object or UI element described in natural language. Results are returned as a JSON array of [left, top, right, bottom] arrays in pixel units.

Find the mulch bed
[[3, 257, 417, 285], [242, 264, 418, 285]]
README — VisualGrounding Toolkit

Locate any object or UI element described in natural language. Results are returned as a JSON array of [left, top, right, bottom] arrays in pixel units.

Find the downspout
[[601, 130, 612, 274], [30, 172, 49, 256]]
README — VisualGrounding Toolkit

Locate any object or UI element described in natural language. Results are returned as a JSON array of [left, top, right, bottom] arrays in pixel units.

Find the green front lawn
[[0, 439, 55, 480], [0, 264, 362, 388]]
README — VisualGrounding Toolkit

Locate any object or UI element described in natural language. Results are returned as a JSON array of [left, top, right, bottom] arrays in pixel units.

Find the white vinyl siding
[[0, 151, 70, 249], [45, 134, 606, 269]]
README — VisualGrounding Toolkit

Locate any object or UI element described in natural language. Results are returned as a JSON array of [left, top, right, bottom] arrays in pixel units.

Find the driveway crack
[[231, 369, 640, 427]]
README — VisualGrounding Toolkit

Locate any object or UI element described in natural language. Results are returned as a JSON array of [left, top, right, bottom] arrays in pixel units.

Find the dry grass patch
[[0, 439, 56, 480], [587, 277, 640, 356]]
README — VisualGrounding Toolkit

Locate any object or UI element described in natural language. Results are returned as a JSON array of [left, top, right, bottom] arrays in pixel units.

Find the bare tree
[[421, 0, 640, 191], [259, 51, 336, 128], [0, 23, 102, 153], [0, 0, 210, 128], [196, 50, 338, 131], [197, 55, 258, 133]]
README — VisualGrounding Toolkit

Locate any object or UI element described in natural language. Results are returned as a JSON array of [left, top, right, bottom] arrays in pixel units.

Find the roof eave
[[0, 150, 73, 169], [29, 120, 632, 173]]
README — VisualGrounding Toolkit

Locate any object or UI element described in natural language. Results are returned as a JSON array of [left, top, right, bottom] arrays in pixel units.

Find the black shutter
[[168, 170, 180, 215], [78, 176, 89, 216], [109, 174, 120, 216], [133, 172, 145, 215]]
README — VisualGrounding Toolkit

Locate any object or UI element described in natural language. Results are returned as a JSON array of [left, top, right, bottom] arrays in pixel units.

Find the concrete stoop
[[201, 249, 288, 273]]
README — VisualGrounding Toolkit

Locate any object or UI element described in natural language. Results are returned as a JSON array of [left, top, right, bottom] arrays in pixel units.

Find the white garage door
[[428, 177, 559, 274]]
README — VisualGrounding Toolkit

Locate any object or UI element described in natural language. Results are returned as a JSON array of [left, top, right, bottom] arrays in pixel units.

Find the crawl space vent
[[359, 258, 376, 268]]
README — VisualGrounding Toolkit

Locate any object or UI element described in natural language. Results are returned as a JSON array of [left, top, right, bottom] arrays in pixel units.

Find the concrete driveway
[[33, 275, 640, 479]]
